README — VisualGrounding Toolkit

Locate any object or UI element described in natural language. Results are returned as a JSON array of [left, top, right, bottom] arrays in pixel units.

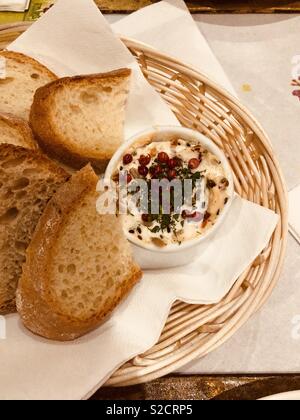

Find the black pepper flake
[[207, 179, 216, 189], [217, 209, 220, 216], [202, 211, 211, 228], [129, 229, 135, 234], [221, 177, 230, 187], [137, 226, 142, 234], [224, 197, 229, 205], [204, 211, 211, 221], [138, 235, 143, 241]]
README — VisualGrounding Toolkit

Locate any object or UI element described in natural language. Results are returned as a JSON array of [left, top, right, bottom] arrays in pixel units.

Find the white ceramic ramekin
[[105, 126, 234, 269]]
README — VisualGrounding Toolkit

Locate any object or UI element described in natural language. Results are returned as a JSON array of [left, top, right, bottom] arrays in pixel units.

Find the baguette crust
[[1, 300, 15, 315], [0, 50, 57, 80], [0, 112, 37, 149], [29, 69, 131, 169], [17, 165, 141, 341]]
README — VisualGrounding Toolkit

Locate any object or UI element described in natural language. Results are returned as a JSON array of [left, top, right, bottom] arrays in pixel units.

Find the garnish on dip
[[113, 138, 230, 248]]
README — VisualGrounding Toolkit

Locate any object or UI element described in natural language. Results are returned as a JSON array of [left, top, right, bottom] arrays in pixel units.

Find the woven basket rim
[[0, 22, 288, 391]]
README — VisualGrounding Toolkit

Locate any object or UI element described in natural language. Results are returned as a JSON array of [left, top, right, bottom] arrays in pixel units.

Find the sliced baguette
[[0, 51, 57, 120], [0, 112, 37, 149], [17, 165, 142, 341], [0, 144, 68, 314], [29, 69, 131, 170]]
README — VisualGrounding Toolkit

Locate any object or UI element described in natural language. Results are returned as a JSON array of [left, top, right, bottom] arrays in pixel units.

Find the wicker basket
[[0, 23, 288, 387]]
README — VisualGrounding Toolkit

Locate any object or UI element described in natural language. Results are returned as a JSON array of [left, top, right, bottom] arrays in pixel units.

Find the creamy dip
[[114, 138, 229, 248]]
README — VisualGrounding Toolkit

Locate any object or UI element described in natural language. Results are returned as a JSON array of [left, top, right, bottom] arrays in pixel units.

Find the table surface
[[105, 13, 300, 377], [96, 1, 300, 13], [92, 375, 300, 400]]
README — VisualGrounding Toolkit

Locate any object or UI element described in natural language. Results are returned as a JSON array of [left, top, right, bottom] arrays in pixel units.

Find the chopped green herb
[[150, 226, 160, 234]]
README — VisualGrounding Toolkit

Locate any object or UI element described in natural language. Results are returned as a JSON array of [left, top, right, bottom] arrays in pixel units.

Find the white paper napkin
[[289, 185, 300, 244], [112, 0, 236, 96], [0, 0, 30, 12], [0, 0, 279, 399]]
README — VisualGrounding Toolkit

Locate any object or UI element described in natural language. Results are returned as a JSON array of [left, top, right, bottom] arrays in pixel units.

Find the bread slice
[[0, 112, 37, 149], [29, 69, 131, 170], [0, 144, 68, 314], [17, 165, 142, 341], [0, 51, 57, 120]]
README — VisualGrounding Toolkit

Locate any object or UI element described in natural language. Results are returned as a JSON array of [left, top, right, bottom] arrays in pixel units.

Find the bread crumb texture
[[0, 144, 67, 314], [0, 51, 57, 120], [30, 70, 131, 168]]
